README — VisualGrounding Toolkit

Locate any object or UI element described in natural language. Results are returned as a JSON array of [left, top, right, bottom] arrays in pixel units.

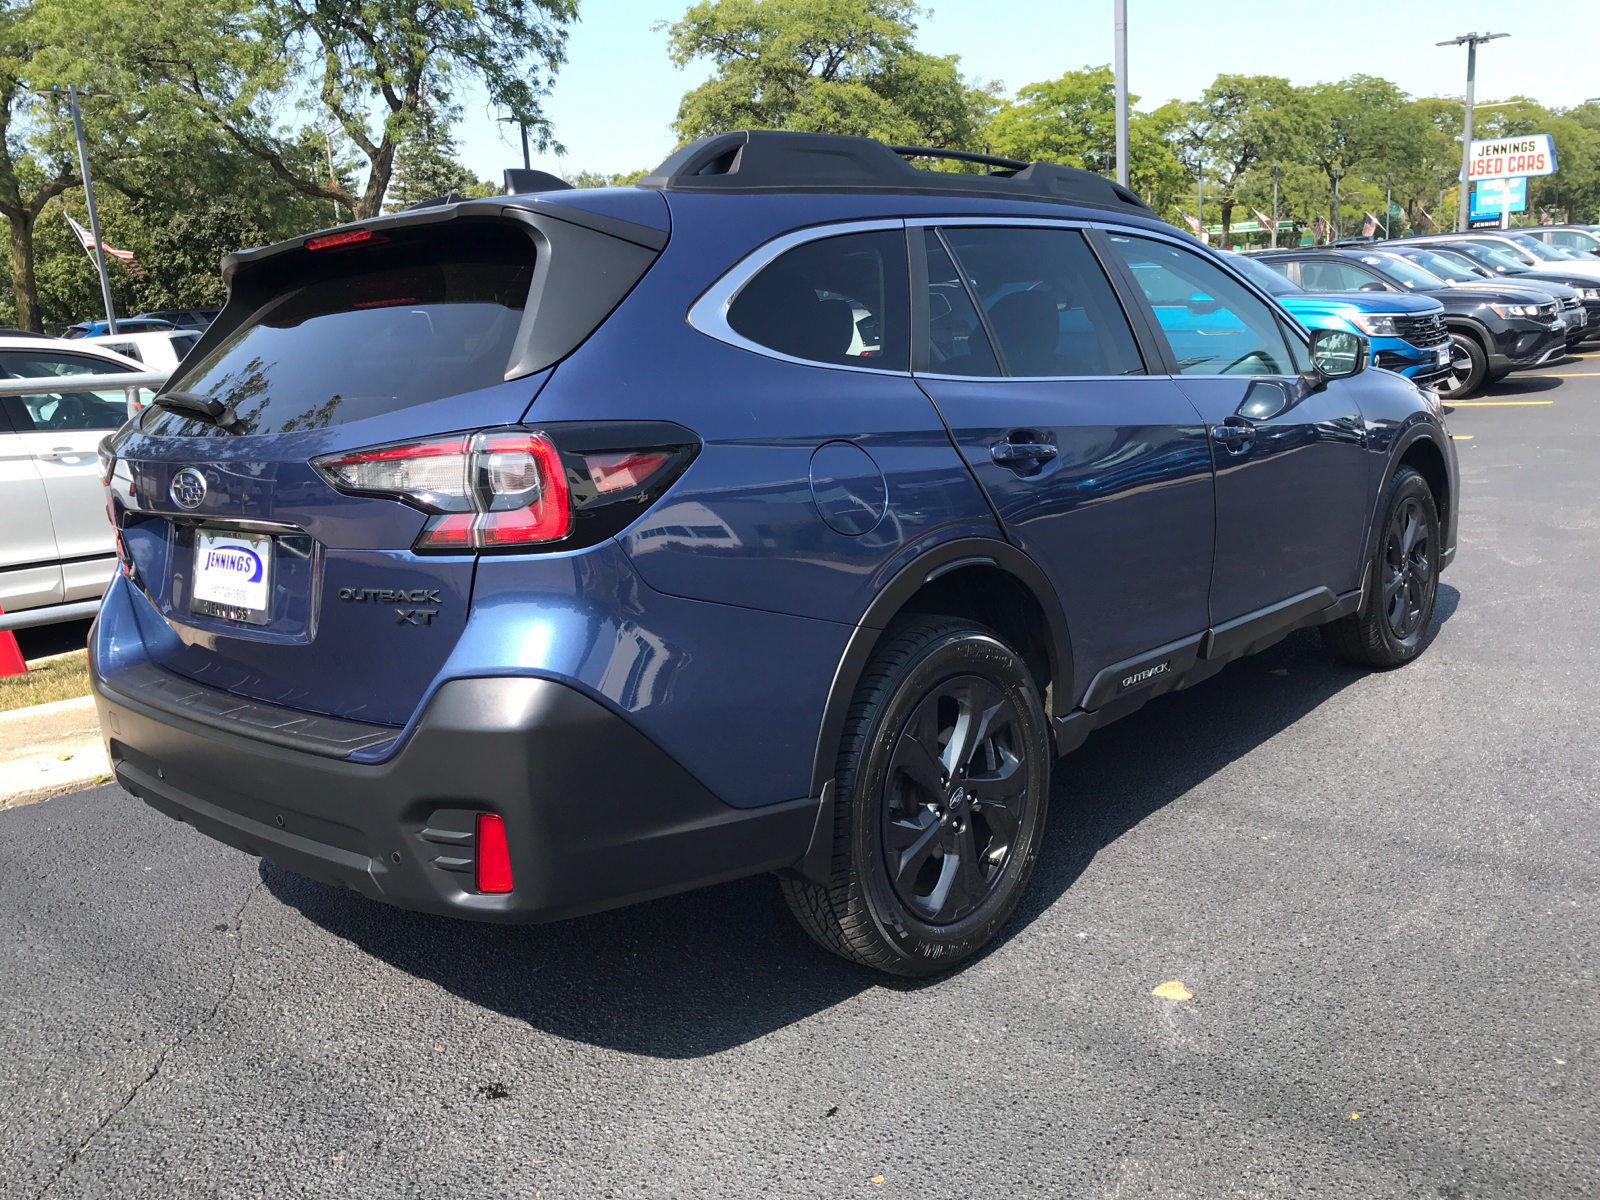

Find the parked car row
[[1242, 231, 1596, 398]]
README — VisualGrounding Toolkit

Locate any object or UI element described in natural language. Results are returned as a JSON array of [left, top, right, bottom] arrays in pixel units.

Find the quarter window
[[928, 226, 1144, 377], [727, 230, 909, 371], [1108, 236, 1297, 376]]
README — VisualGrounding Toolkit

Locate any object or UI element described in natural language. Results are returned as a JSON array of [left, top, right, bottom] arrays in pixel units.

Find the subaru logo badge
[[170, 467, 208, 510]]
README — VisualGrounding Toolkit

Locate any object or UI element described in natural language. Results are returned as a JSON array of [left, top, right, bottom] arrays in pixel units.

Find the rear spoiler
[[171, 200, 668, 395]]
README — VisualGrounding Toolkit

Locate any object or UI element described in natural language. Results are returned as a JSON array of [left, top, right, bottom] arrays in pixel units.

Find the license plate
[[1436, 346, 1450, 367], [191, 530, 273, 625]]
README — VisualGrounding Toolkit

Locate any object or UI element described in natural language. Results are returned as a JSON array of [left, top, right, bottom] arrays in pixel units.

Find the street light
[[31, 85, 119, 335], [499, 117, 531, 171], [1331, 167, 1343, 241], [1113, 0, 1129, 189], [1437, 32, 1510, 233]]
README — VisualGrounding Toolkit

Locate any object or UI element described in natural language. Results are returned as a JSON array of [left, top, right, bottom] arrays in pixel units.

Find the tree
[[1177, 74, 1304, 250], [383, 98, 494, 211], [47, 0, 578, 220], [984, 66, 1186, 212], [665, 0, 996, 149]]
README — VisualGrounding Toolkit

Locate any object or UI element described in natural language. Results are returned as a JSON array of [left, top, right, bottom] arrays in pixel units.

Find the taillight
[[475, 813, 513, 894], [311, 423, 700, 555]]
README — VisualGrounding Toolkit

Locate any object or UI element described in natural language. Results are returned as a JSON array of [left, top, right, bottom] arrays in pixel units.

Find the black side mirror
[[1359, 281, 1386, 291], [1307, 328, 1367, 384]]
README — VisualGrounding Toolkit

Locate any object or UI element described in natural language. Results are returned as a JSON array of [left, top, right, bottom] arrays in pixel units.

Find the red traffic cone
[[0, 604, 26, 677]]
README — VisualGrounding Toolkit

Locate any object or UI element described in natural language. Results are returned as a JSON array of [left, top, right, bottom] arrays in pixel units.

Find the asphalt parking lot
[[3, 354, 1597, 1200]]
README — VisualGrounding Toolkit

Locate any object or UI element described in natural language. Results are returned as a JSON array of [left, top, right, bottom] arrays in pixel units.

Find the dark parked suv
[[92, 132, 1458, 975], [1253, 247, 1568, 397]]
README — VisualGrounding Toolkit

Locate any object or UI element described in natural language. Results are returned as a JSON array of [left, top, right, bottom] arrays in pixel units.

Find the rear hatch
[[104, 200, 666, 728]]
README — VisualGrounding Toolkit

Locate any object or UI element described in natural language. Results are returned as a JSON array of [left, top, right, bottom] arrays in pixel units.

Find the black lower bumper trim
[[95, 672, 819, 923]]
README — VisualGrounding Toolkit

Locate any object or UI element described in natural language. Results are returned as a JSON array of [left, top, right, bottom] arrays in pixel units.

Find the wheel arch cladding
[[1398, 435, 1451, 537], [808, 538, 1073, 797]]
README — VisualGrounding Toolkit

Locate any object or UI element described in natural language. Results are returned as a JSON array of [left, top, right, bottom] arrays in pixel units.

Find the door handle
[[1210, 422, 1255, 452], [38, 446, 84, 462], [991, 442, 1059, 464]]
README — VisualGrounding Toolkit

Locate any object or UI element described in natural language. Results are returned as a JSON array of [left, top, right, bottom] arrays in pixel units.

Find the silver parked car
[[0, 336, 146, 617]]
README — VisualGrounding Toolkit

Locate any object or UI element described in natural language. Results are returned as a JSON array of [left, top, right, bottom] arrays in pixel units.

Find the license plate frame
[[1435, 345, 1450, 367], [191, 529, 274, 626]]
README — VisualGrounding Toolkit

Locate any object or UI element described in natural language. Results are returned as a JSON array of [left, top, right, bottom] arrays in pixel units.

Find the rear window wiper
[[155, 390, 237, 427]]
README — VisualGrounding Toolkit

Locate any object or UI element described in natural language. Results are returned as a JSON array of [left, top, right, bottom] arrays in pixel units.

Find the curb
[[0, 694, 111, 810]]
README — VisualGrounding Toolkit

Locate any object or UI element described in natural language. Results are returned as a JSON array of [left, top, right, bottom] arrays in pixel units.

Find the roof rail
[[636, 131, 1156, 216], [887, 145, 1029, 173]]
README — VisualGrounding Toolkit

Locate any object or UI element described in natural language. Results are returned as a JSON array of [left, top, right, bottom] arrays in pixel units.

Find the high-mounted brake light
[[475, 813, 513, 894], [305, 228, 380, 251]]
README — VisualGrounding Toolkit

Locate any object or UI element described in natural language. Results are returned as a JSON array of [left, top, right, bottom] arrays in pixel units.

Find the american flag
[[1178, 211, 1202, 233], [1362, 212, 1380, 237], [1313, 216, 1328, 242], [64, 214, 146, 279]]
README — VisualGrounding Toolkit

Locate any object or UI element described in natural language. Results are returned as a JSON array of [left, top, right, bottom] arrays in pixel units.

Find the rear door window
[[932, 226, 1144, 377], [0, 350, 137, 431], [726, 229, 909, 371], [144, 221, 536, 437]]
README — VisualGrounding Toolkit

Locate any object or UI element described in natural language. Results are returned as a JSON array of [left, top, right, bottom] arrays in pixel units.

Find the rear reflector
[[475, 813, 513, 894]]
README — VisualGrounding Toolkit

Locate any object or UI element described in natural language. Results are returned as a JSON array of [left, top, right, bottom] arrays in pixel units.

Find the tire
[[781, 617, 1051, 976], [1434, 332, 1487, 400], [1322, 467, 1441, 669]]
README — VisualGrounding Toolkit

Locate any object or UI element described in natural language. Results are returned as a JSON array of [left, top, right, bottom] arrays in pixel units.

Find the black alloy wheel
[[1322, 466, 1441, 668], [781, 617, 1050, 976], [1380, 494, 1435, 646], [882, 675, 1029, 924]]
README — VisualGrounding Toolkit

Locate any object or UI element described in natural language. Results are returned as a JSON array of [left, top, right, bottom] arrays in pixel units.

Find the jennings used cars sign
[[1466, 134, 1557, 182]]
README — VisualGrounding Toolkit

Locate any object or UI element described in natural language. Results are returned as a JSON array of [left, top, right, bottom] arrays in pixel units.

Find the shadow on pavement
[[265, 586, 1460, 1058], [1484, 374, 1563, 395]]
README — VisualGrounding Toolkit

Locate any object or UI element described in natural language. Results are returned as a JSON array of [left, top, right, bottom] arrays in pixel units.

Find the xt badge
[[338, 588, 442, 627]]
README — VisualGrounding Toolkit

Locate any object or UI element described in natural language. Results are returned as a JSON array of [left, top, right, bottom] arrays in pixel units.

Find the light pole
[[499, 117, 531, 171], [67, 86, 117, 336], [1384, 172, 1392, 239], [1271, 163, 1279, 250], [1437, 32, 1509, 234], [1331, 167, 1343, 241], [1113, 0, 1129, 188], [1196, 163, 1204, 244]]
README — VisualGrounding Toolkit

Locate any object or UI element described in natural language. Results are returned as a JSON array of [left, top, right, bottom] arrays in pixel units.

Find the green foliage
[[39, 0, 578, 219], [562, 169, 653, 188], [985, 67, 1185, 213], [384, 100, 497, 211], [664, 0, 995, 148]]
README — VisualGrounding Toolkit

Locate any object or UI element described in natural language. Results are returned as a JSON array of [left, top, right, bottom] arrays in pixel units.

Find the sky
[[451, 0, 1600, 185]]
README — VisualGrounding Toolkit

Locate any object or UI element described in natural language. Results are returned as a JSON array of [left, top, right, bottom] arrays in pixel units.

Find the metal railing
[[1, 369, 171, 632], [0, 369, 170, 406]]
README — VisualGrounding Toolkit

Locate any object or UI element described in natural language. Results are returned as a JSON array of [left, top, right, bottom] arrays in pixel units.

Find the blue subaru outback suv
[[92, 132, 1458, 975]]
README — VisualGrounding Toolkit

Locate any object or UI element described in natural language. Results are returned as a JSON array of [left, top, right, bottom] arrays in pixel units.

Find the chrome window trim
[[686, 218, 911, 376]]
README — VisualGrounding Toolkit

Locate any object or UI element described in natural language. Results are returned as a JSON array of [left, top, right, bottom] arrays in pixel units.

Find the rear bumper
[[93, 668, 819, 923]]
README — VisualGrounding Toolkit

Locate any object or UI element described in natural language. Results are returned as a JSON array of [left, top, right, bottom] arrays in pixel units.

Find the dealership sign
[[1466, 134, 1557, 181]]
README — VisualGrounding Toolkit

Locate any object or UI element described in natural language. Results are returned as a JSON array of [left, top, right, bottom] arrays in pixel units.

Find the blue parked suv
[[92, 132, 1458, 975], [1226, 254, 1452, 389]]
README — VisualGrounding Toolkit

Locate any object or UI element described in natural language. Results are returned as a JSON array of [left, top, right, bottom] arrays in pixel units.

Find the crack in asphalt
[[31, 877, 266, 1200]]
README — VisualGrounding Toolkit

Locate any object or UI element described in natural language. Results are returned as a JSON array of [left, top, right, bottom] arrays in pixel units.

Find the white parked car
[[0, 335, 148, 618], [81, 328, 202, 375]]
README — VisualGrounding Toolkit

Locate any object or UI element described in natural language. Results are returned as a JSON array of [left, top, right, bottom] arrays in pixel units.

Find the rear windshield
[[144, 222, 535, 437]]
